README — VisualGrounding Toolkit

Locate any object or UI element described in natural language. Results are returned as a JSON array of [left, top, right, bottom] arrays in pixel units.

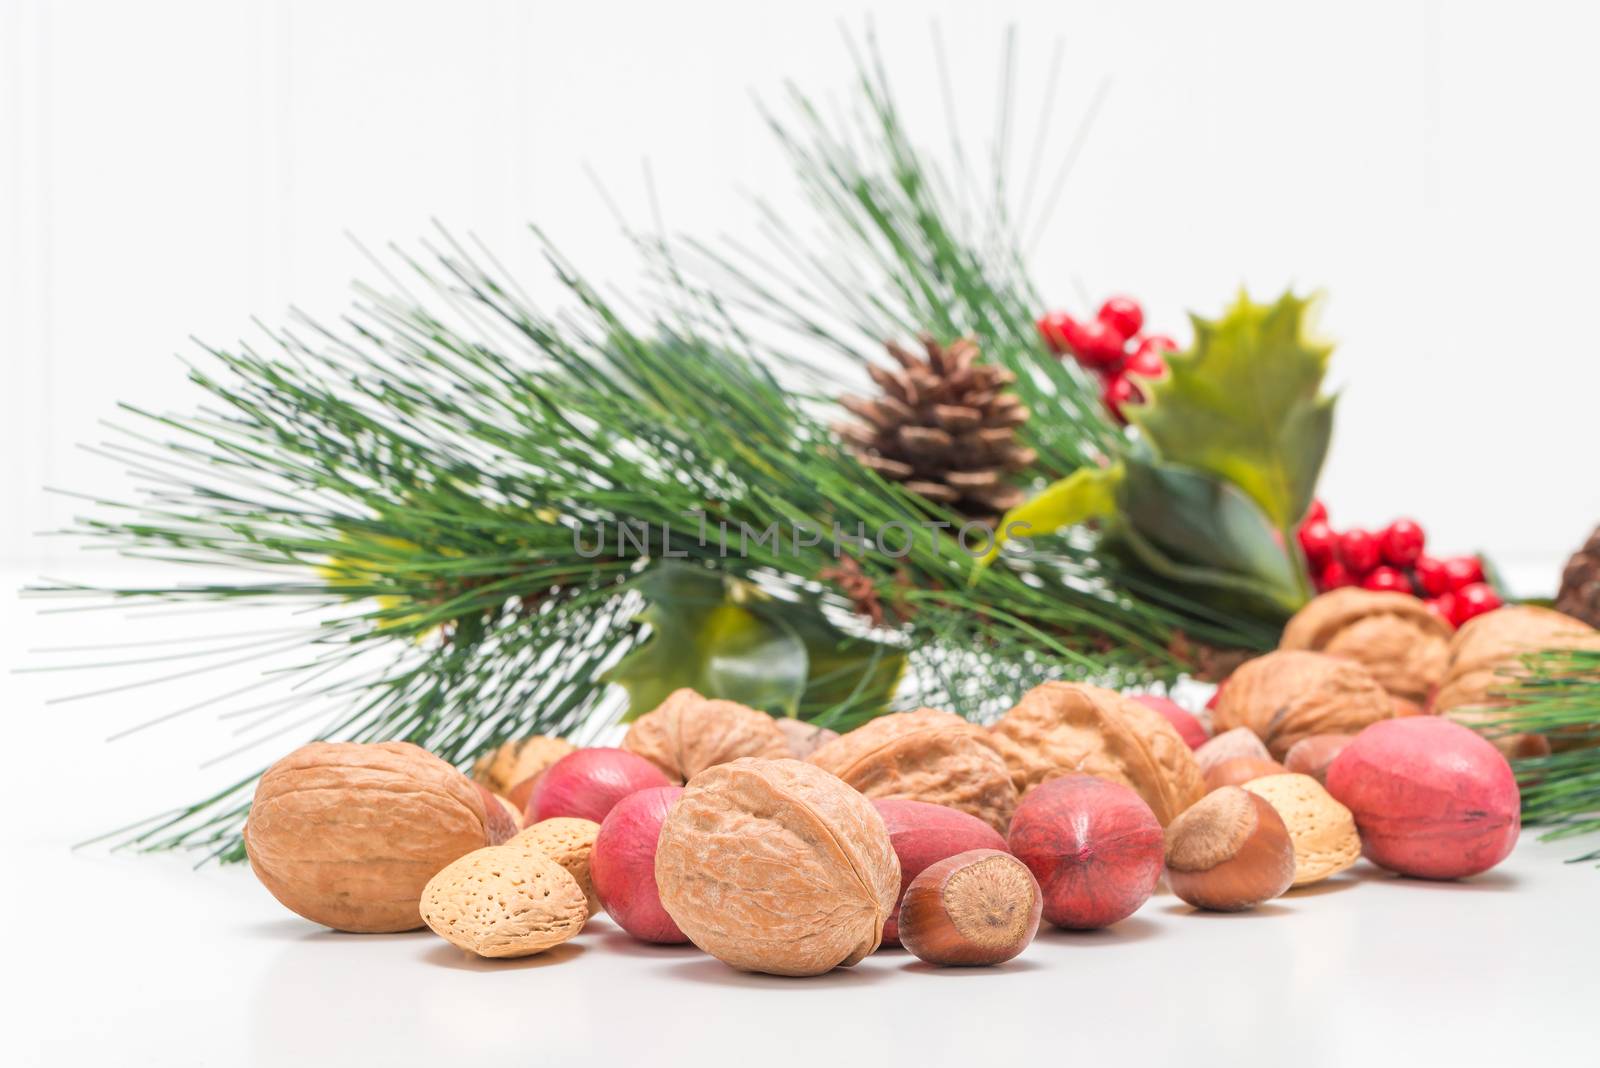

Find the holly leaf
[[978, 463, 1123, 569], [606, 566, 808, 719], [1127, 290, 1335, 531], [1115, 456, 1307, 614], [605, 564, 905, 723]]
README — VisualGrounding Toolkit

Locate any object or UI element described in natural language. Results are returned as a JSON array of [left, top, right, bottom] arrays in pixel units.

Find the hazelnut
[[420, 844, 588, 958], [1164, 787, 1296, 911], [471, 734, 575, 796], [774, 717, 840, 759], [1193, 726, 1272, 773], [871, 798, 1008, 945], [1203, 756, 1287, 792], [1432, 605, 1600, 756], [1280, 588, 1453, 702], [897, 849, 1042, 966], [1283, 734, 1353, 784], [809, 708, 1017, 833], [622, 688, 790, 782], [1240, 773, 1360, 886], [655, 758, 899, 976], [244, 741, 495, 933], [1212, 651, 1392, 760], [508, 817, 601, 916], [990, 682, 1205, 826]]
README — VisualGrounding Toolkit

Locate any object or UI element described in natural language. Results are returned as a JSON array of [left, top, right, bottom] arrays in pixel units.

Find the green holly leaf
[[1128, 290, 1335, 531], [1114, 456, 1307, 614], [978, 463, 1123, 570], [605, 563, 904, 722]]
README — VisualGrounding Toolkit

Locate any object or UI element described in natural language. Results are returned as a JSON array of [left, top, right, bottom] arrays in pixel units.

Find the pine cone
[[1556, 525, 1600, 628], [835, 334, 1035, 523]]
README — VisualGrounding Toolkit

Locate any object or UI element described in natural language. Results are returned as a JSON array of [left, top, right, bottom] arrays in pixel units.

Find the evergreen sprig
[[1492, 649, 1600, 863], [39, 40, 1274, 863]]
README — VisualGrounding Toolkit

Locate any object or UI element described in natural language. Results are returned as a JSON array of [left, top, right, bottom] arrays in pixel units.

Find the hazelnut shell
[[1203, 756, 1287, 792], [897, 849, 1042, 966], [1165, 786, 1296, 911]]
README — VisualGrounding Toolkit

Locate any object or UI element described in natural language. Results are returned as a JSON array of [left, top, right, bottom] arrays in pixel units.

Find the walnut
[[421, 845, 588, 958], [1212, 651, 1392, 761], [471, 735, 575, 796], [1279, 588, 1453, 703], [1433, 605, 1600, 756], [244, 741, 494, 933], [654, 757, 900, 976], [807, 708, 1018, 832], [621, 688, 789, 783], [774, 717, 840, 759], [988, 683, 1205, 826]]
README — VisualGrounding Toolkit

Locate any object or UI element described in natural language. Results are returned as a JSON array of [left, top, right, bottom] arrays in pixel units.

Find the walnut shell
[[1280, 589, 1453, 703], [245, 741, 493, 933], [420, 844, 588, 958], [1213, 651, 1392, 761], [508, 818, 601, 916], [621, 688, 790, 783], [472, 735, 576, 796], [1241, 773, 1360, 886], [989, 682, 1205, 826], [1432, 606, 1600, 756], [807, 708, 1018, 833], [654, 757, 900, 976], [775, 717, 840, 759]]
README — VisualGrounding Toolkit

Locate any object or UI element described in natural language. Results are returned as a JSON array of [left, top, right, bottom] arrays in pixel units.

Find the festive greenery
[[1493, 649, 1600, 863]]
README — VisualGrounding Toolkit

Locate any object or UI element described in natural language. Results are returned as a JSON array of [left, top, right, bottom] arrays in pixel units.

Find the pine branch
[[1490, 649, 1600, 863]]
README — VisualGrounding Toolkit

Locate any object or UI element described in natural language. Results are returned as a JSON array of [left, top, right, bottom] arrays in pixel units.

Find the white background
[[4, 7, 1599, 1063], [4, 0, 1599, 587]]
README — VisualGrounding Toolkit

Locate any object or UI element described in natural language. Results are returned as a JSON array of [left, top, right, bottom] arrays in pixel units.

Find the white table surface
[[4, 569, 1594, 1067]]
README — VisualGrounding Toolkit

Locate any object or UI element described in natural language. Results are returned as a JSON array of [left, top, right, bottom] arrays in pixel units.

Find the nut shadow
[[240, 920, 434, 944], [899, 957, 1047, 976], [1347, 863, 1522, 893], [1160, 901, 1295, 919], [663, 957, 895, 988], [588, 927, 702, 960], [419, 940, 587, 971], [1034, 915, 1162, 946], [1282, 875, 1361, 898]]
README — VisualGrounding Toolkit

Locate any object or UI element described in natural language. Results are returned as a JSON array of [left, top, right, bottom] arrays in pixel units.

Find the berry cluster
[[1036, 296, 1174, 422], [1296, 502, 1502, 626]]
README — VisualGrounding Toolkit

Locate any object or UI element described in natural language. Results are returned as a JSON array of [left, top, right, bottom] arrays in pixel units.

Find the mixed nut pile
[[243, 596, 1599, 976]]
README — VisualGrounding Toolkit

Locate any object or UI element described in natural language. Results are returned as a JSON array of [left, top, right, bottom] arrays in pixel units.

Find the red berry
[[1037, 311, 1076, 354], [1097, 296, 1144, 342], [1443, 556, 1484, 591], [1362, 566, 1413, 594], [1454, 582, 1502, 622], [1338, 529, 1380, 575], [1135, 334, 1177, 358], [1414, 555, 1451, 597], [1123, 343, 1168, 379], [1101, 374, 1142, 423], [1424, 593, 1459, 625], [1304, 499, 1328, 525], [1297, 520, 1337, 567], [1317, 559, 1354, 591], [1379, 519, 1426, 568], [1075, 319, 1127, 369]]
